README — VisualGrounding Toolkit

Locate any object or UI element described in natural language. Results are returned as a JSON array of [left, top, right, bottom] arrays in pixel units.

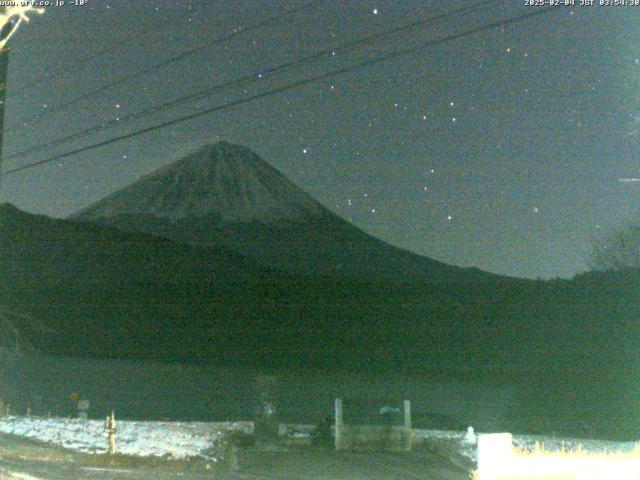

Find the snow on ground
[[0, 416, 635, 465], [413, 428, 638, 463], [0, 416, 251, 459]]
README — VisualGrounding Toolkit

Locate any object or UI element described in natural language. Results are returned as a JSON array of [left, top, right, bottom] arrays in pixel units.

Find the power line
[[2, 0, 324, 136], [4, 0, 499, 162], [7, 24, 166, 97], [0, 6, 560, 179]]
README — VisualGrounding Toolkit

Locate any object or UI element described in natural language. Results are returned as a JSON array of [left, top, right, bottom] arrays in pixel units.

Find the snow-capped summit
[[72, 142, 492, 281], [74, 142, 324, 225]]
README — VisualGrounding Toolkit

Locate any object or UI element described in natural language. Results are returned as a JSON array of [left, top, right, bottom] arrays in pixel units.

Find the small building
[[334, 398, 412, 451]]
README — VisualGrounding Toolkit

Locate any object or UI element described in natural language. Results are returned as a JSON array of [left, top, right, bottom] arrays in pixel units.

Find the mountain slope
[[72, 142, 493, 282], [0, 203, 278, 360], [74, 142, 324, 225], [1, 203, 540, 369]]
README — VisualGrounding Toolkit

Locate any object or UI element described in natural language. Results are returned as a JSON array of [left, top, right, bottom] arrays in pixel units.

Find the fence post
[[403, 399, 412, 451], [334, 398, 343, 450], [403, 400, 411, 429], [104, 411, 116, 455]]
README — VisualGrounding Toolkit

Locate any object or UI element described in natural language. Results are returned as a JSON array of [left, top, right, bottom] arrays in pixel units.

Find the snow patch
[[0, 416, 251, 459], [0, 416, 634, 466], [414, 428, 638, 464]]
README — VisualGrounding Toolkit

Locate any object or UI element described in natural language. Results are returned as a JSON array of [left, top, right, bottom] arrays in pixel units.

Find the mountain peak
[[73, 143, 325, 225]]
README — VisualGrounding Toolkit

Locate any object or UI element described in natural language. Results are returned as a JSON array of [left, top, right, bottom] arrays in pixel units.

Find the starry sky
[[0, 0, 639, 279]]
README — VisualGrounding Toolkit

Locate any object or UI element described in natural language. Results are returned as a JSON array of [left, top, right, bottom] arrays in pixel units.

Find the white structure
[[477, 433, 515, 480], [77, 399, 90, 420], [463, 426, 477, 445]]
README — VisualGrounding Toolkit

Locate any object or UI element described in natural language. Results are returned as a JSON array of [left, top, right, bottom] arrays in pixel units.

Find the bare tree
[[590, 224, 640, 271], [0, 306, 52, 354]]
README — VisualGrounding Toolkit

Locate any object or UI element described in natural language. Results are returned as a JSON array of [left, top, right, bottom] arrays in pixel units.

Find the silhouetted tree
[[590, 224, 640, 271]]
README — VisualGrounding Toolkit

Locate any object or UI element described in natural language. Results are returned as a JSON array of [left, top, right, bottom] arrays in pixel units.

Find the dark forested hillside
[[4, 202, 638, 381]]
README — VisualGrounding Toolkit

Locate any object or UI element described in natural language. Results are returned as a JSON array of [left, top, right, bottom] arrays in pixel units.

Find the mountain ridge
[[71, 142, 499, 282], [73, 142, 326, 225]]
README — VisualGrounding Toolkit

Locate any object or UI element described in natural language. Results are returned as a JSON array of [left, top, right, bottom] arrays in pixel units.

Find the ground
[[0, 432, 473, 480]]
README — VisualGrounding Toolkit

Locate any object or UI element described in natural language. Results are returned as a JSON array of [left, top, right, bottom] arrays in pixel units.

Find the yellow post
[[104, 411, 116, 455]]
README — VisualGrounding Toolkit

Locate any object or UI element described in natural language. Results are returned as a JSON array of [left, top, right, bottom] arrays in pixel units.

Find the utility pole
[[0, 6, 44, 189], [0, 47, 8, 176]]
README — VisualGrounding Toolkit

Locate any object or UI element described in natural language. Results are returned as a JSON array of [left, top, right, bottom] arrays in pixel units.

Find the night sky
[[0, 0, 639, 279]]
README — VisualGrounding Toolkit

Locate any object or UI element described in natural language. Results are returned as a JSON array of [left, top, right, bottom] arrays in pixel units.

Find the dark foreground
[[0, 432, 472, 480]]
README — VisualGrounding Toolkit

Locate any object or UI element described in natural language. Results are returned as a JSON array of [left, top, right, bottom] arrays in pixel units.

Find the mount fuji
[[72, 142, 492, 282]]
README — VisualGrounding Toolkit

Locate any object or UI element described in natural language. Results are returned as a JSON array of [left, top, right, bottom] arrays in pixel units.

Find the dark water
[[0, 351, 636, 441]]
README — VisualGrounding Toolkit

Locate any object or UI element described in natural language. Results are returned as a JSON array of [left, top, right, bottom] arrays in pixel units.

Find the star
[[372, 8, 378, 15]]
